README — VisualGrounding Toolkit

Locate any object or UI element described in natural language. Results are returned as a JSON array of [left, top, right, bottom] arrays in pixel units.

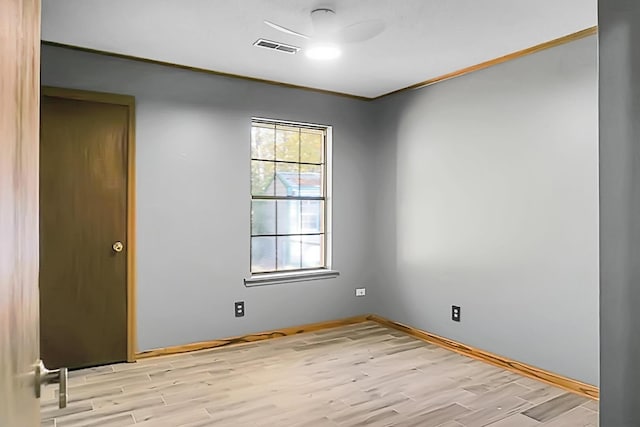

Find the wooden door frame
[[41, 86, 137, 362]]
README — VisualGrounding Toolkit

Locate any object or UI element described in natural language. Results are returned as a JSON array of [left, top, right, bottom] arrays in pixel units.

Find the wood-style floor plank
[[41, 322, 598, 426]]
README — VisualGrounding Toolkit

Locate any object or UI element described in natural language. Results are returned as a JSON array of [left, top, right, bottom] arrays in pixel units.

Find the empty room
[[3, 0, 639, 426]]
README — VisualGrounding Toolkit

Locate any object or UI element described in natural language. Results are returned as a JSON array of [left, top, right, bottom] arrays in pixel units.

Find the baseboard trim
[[135, 315, 369, 359], [367, 314, 599, 400]]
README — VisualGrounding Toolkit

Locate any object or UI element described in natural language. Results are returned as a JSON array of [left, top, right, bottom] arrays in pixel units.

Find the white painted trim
[[245, 269, 340, 286]]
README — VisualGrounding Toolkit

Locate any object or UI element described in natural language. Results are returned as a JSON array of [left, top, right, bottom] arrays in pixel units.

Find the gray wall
[[41, 45, 377, 351], [370, 36, 599, 385], [41, 35, 600, 387], [599, 1, 640, 425]]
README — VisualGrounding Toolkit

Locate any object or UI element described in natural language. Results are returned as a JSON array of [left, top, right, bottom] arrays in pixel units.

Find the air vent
[[253, 39, 300, 55]]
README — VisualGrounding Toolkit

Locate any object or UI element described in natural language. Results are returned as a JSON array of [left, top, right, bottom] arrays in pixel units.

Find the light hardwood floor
[[41, 322, 598, 426]]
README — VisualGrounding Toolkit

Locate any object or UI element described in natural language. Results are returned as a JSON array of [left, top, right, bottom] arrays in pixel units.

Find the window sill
[[244, 269, 340, 287]]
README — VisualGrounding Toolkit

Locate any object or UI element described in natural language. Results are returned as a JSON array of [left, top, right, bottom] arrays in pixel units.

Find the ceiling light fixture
[[305, 43, 342, 60]]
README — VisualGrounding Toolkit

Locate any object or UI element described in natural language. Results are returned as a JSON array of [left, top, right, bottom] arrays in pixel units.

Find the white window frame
[[245, 117, 339, 286]]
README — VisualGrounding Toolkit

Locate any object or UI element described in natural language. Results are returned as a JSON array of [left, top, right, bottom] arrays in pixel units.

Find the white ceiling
[[41, 0, 597, 98]]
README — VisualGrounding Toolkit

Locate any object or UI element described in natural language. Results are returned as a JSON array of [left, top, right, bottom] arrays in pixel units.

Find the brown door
[[0, 0, 41, 425], [40, 92, 130, 369]]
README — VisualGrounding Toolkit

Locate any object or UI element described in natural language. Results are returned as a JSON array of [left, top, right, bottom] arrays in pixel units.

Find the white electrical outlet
[[355, 288, 366, 297]]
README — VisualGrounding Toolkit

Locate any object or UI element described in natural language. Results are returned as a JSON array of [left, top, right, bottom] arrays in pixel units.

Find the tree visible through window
[[250, 119, 328, 273]]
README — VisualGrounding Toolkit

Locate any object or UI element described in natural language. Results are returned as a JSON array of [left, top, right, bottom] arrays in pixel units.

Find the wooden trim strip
[[41, 86, 134, 106], [41, 86, 138, 363], [367, 314, 599, 400], [41, 41, 371, 102], [126, 94, 137, 363], [372, 26, 598, 100], [135, 315, 370, 359], [43, 27, 596, 102]]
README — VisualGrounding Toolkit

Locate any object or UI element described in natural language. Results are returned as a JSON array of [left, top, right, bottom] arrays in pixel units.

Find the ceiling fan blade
[[264, 20, 310, 39], [337, 20, 385, 43]]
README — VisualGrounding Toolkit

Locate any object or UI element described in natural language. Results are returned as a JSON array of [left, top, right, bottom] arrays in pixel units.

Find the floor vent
[[253, 39, 300, 54]]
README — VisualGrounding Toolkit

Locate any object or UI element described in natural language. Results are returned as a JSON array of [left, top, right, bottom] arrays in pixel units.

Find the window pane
[[251, 236, 276, 272], [276, 200, 301, 234], [301, 235, 324, 269], [251, 160, 275, 196], [251, 120, 328, 274], [275, 126, 299, 162], [298, 164, 323, 197], [300, 200, 323, 233], [300, 130, 323, 164], [252, 200, 276, 235], [275, 163, 300, 196], [277, 235, 301, 270], [251, 123, 275, 160]]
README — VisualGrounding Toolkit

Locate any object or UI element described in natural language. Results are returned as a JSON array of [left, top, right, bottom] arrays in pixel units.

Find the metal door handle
[[35, 360, 68, 409], [112, 241, 124, 253]]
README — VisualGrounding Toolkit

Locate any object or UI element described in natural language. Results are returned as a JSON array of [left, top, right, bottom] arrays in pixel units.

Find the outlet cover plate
[[235, 301, 245, 317], [452, 305, 461, 322], [355, 288, 366, 297]]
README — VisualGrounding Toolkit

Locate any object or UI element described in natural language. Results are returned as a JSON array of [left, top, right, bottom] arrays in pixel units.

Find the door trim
[[42, 86, 137, 362]]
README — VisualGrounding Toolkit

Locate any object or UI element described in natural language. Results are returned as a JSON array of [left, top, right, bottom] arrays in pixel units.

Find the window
[[250, 118, 331, 276]]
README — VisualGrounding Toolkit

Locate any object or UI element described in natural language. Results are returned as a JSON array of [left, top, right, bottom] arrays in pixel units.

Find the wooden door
[[40, 91, 133, 369], [0, 0, 41, 426]]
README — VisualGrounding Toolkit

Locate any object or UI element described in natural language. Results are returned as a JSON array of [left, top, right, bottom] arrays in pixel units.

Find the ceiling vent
[[253, 39, 300, 55]]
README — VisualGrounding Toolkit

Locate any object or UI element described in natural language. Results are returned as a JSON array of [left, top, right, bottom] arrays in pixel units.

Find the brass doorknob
[[112, 241, 124, 253]]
